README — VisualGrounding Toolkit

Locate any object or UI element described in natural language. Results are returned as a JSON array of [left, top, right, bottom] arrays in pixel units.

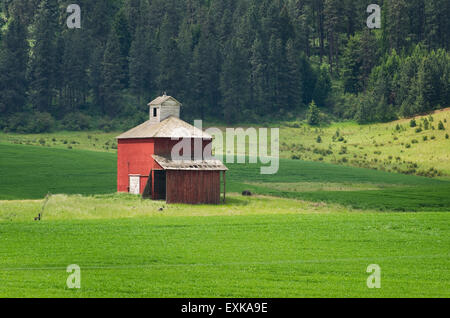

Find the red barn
[[116, 95, 227, 204]]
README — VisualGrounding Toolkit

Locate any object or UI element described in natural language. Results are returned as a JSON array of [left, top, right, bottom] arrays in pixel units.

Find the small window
[[153, 108, 157, 117]]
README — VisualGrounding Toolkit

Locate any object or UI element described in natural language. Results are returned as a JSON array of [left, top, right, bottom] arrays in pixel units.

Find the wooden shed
[[116, 95, 227, 204]]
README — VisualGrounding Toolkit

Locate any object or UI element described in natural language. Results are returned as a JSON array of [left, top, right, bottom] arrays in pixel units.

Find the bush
[[339, 146, 348, 155], [33, 112, 55, 133], [438, 121, 445, 130], [5, 112, 55, 133], [415, 127, 423, 133], [62, 112, 92, 131], [97, 117, 115, 132], [446, 134, 449, 139], [307, 101, 321, 126], [410, 119, 417, 127], [316, 136, 322, 143], [423, 118, 430, 130]]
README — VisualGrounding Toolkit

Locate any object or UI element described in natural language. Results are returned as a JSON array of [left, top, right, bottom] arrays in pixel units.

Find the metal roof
[[117, 116, 212, 140], [153, 155, 228, 171]]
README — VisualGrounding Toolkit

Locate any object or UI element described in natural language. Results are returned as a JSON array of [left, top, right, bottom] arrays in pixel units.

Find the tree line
[[0, 0, 448, 133]]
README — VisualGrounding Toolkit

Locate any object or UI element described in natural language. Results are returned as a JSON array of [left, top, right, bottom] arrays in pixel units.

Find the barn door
[[154, 170, 166, 200], [129, 175, 140, 195]]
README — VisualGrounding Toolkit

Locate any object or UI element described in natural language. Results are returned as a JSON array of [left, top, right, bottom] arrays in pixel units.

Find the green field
[[2, 108, 449, 180], [0, 133, 449, 297], [2, 142, 449, 211], [0, 208, 448, 298]]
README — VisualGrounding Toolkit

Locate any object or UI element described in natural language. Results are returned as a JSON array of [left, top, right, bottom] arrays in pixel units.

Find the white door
[[129, 176, 140, 195]]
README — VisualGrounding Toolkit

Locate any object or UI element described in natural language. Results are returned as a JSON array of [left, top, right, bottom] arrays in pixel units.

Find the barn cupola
[[148, 94, 182, 124]]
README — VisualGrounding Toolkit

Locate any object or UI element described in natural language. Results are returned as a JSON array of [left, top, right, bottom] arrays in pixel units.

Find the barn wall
[[149, 106, 160, 124], [155, 139, 213, 157], [160, 104, 181, 121], [117, 138, 157, 193], [166, 171, 221, 204], [118, 138, 215, 199]]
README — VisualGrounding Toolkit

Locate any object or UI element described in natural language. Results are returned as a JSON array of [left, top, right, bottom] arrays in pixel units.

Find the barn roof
[[117, 116, 212, 140], [148, 95, 182, 106], [153, 155, 228, 171]]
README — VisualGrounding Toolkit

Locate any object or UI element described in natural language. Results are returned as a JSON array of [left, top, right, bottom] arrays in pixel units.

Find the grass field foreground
[[0, 194, 448, 298]]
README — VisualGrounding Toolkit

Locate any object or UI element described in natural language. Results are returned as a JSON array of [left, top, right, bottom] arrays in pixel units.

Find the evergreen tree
[[101, 31, 126, 116], [157, 14, 184, 95], [313, 64, 331, 108], [0, 17, 29, 115], [129, 0, 154, 105], [307, 100, 320, 125], [62, 30, 89, 114], [250, 35, 269, 115], [285, 39, 303, 110], [112, 9, 131, 87], [28, 0, 59, 113], [190, 24, 221, 119]]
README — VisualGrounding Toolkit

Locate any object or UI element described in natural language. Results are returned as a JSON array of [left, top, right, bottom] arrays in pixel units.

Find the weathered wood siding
[[160, 103, 181, 121], [166, 171, 221, 204], [150, 100, 181, 124]]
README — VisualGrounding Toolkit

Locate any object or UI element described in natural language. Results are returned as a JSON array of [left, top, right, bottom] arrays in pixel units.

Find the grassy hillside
[[2, 143, 450, 211], [0, 127, 449, 298], [2, 108, 449, 179], [280, 108, 450, 178], [0, 143, 116, 200], [0, 195, 448, 298]]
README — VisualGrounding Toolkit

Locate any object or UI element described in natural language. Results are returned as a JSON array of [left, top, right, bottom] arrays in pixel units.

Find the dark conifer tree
[[101, 31, 126, 116], [28, 0, 59, 113], [0, 17, 29, 115]]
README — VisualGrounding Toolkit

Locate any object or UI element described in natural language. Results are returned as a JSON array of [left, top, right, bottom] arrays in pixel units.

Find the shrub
[[415, 127, 423, 133], [410, 119, 417, 128], [5, 112, 54, 133], [431, 136, 436, 140], [411, 139, 418, 144], [97, 117, 114, 132], [339, 146, 348, 155], [446, 134, 449, 139], [62, 112, 92, 131], [405, 143, 411, 149], [33, 112, 55, 133], [423, 136, 428, 141], [423, 118, 430, 130], [307, 101, 321, 126], [438, 121, 445, 130], [316, 136, 322, 143]]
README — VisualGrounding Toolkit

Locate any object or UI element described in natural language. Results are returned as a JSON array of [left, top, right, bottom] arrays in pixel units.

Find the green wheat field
[[0, 114, 449, 298]]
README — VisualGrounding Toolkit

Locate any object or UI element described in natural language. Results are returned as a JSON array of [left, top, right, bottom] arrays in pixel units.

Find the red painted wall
[[117, 138, 156, 193], [117, 138, 213, 196], [166, 171, 221, 204]]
